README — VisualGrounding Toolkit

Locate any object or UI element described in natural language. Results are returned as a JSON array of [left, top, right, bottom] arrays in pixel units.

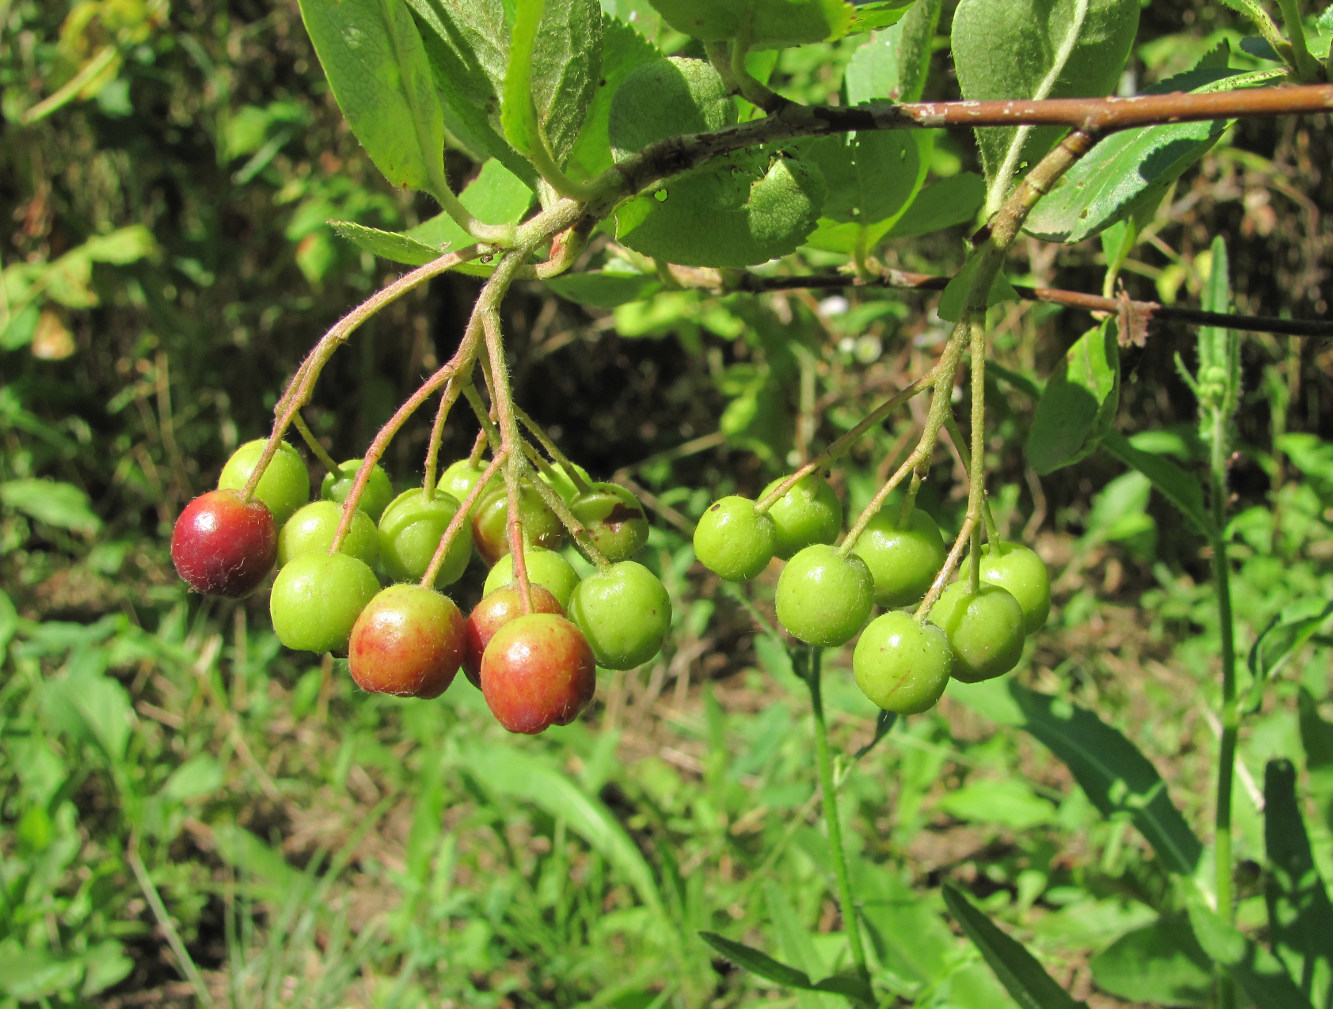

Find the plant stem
[[1209, 410, 1239, 1009], [804, 647, 872, 994]]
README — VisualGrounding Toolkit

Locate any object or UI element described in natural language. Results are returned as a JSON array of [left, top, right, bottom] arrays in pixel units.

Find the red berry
[[462, 583, 565, 688], [480, 614, 596, 734], [171, 490, 277, 597], [348, 585, 466, 699]]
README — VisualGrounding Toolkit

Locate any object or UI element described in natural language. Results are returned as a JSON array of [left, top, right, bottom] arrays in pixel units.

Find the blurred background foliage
[[1, 0, 1331, 1005]]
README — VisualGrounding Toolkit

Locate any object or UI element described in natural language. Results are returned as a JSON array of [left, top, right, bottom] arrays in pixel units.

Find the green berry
[[693, 496, 776, 582], [567, 560, 671, 670], [979, 542, 1051, 634], [570, 482, 650, 563], [321, 458, 394, 522], [217, 439, 309, 527], [471, 482, 566, 567], [853, 612, 953, 714], [277, 500, 379, 568], [540, 461, 592, 502], [761, 473, 842, 560], [438, 458, 498, 511], [850, 507, 947, 608], [378, 488, 472, 587], [774, 543, 874, 647], [269, 551, 379, 654], [483, 546, 581, 609], [928, 581, 1025, 683]]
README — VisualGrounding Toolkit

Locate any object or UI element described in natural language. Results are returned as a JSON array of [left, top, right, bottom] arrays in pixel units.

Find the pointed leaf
[[544, 271, 665, 308], [952, 0, 1139, 207], [765, 883, 839, 1009], [1025, 64, 1252, 242], [407, 0, 535, 182], [1264, 759, 1333, 1008], [298, 0, 446, 193], [883, 172, 985, 238], [1100, 429, 1215, 539], [1027, 319, 1120, 474], [943, 884, 1087, 1009], [1249, 599, 1333, 685], [1186, 895, 1317, 1009], [951, 680, 1204, 876], [329, 221, 443, 267], [698, 931, 814, 988]]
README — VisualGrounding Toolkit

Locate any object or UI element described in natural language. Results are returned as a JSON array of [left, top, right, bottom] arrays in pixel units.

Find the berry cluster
[[171, 439, 670, 734], [693, 472, 1050, 715]]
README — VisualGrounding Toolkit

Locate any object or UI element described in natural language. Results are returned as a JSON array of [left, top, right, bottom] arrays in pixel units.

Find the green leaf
[[1100, 429, 1215, 539], [952, 0, 1140, 209], [40, 670, 134, 768], [407, 0, 535, 183], [0, 478, 101, 534], [79, 225, 157, 264], [936, 778, 1058, 830], [332, 158, 533, 268], [647, 0, 853, 48], [1024, 65, 1250, 242], [160, 756, 226, 802], [883, 172, 985, 238], [848, 1, 916, 35], [609, 59, 824, 267], [459, 744, 669, 922], [610, 56, 735, 157], [298, 0, 446, 193], [1089, 914, 1214, 1006], [328, 221, 443, 267], [1186, 894, 1317, 1009], [943, 884, 1087, 1009], [1249, 599, 1333, 687], [698, 931, 814, 988], [951, 680, 1204, 877], [503, 0, 602, 168], [566, 15, 665, 181], [894, 0, 942, 102], [764, 883, 838, 1009], [1027, 319, 1120, 474], [1264, 759, 1333, 1008], [531, 0, 602, 166], [545, 271, 665, 308]]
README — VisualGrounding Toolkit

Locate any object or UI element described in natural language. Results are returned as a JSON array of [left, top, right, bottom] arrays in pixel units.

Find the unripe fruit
[[471, 483, 565, 567], [567, 560, 671, 670], [569, 482, 650, 563], [217, 439, 309, 527], [760, 473, 842, 560], [171, 489, 277, 597], [979, 542, 1051, 634], [483, 546, 581, 608], [321, 458, 394, 522], [693, 496, 776, 582], [850, 507, 947, 608], [775, 543, 874, 647], [438, 458, 498, 511], [853, 612, 953, 714], [378, 489, 472, 587], [277, 500, 379, 568], [540, 461, 592, 503], [928, 581, 1025, 683], [269, 551, 379, 654], [481, 614, 597, 734], [463, 583, 564, 688], [348, 585, 465, 698]]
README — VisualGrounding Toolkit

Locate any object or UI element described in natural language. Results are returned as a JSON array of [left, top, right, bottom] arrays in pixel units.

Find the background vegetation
[[2, 0, 1331, 1005]]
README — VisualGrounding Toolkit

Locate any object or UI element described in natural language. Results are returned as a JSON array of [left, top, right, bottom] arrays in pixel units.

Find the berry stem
[[291, 412, 340, 474], [419, 450, 507, 588], [514, 404, 593, 496], [802, 646, 873, 998], [243, 246, 484, 504], [520, 445, 612, 568], [421, 374, 466, 500], [758, 369, 936, 515]]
